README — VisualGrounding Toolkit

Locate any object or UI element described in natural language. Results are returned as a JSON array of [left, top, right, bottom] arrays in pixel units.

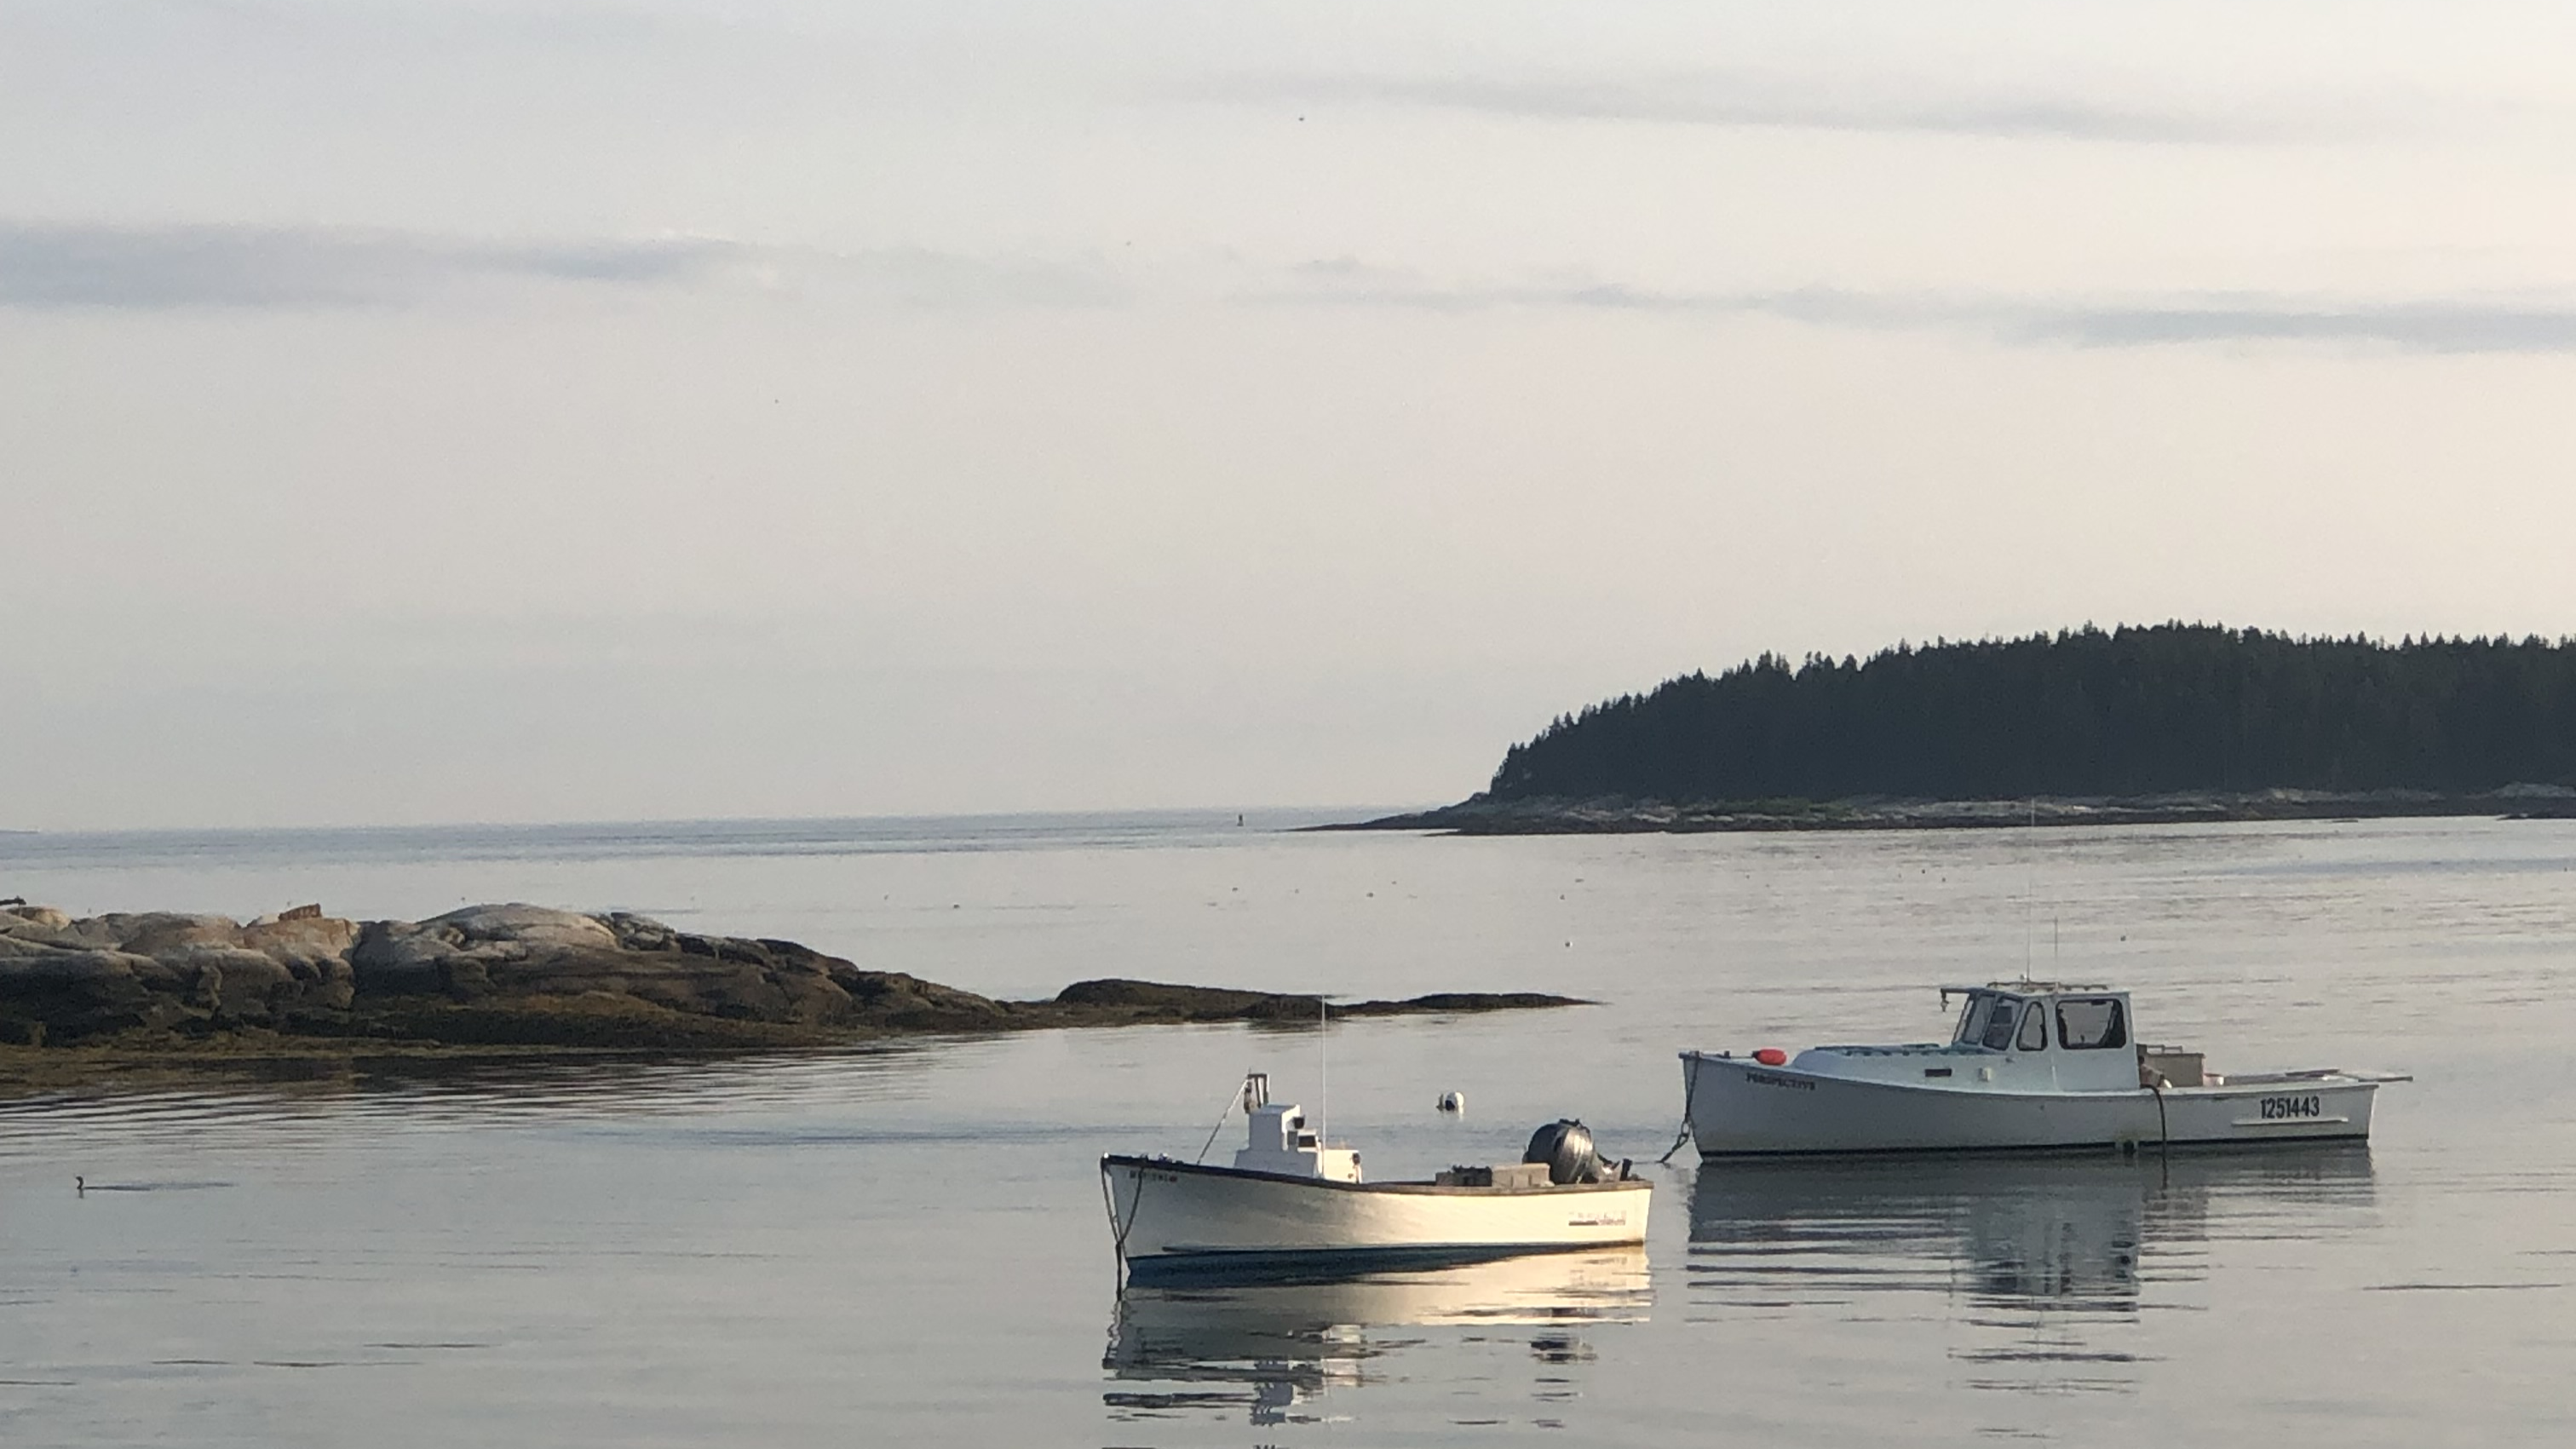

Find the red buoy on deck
[[1752, 1048, 1789, 1067]]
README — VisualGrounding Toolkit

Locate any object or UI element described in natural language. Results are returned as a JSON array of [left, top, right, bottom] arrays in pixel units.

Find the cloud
[[1213, 71, 2349, 146], [0, 221, 744, 310], [1257, 270, 2576, 354], [14, 221, 2567, 354], [0, 222, 1133, 313], [2014, 300, 2576, 352]]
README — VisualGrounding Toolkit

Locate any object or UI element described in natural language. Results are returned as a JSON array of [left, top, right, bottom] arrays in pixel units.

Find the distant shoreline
[[1325, 787, 2576, 836]]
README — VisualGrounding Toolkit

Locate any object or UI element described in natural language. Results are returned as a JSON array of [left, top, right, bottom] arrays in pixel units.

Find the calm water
[[4, 813, 2574, 1446]]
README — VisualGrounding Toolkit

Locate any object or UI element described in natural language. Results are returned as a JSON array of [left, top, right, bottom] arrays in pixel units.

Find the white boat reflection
[[1104, 1249, 1650, 1426], [1692, 1146, 2374, 1312]]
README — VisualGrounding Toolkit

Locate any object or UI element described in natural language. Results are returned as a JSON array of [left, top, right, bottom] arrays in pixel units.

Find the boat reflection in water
[[1688, 1147, 2377, 1393], [1104, 1249, 1651, 1428]]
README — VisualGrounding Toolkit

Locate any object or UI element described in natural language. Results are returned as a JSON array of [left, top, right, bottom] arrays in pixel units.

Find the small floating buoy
[[1435, 1090, 1465, 1113], [1752, 1048, 1789, 1067]]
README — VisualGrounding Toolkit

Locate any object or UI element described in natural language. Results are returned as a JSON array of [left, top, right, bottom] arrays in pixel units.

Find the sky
[[7, 0, 2576, 829]]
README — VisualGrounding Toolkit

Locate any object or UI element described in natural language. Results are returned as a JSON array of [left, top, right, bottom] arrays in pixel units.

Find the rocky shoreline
[[1337, 785, 2576, 835], [0, 901, 1582, 1086]]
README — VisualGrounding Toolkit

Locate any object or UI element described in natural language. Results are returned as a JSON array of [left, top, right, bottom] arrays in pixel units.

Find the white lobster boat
[[1682, 982, 2406, 1157], [1102, 1074, 1651, 1280]]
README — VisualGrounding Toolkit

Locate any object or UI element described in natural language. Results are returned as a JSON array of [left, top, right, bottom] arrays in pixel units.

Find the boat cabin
[[1233, 1101, 1362, 1182], [1788, 983, 2153, 1092], [1941, 985, 2138, 1090]]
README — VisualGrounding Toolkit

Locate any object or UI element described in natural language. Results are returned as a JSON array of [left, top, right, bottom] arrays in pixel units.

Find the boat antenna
[[1318, 993, 1329, 1149], [2021, 796, 2037, 985]]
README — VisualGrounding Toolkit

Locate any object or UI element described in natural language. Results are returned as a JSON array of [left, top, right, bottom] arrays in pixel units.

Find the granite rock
[[0, 900, 1583, 1053]]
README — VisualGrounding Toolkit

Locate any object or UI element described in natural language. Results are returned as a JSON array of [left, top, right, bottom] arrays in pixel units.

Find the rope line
[[1100, 1161, 1130, 1265], [1655, 1053, 1702, 1165], [1102, 1159, 1146, 1279], [1193, 1078, 1240, 1164]]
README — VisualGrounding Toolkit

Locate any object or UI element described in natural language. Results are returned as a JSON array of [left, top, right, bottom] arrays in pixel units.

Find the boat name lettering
[[1745, 1071, 1815, 1092], [2259, 1095, 2323, 1120], [1566, 1214, 1626, 1228]]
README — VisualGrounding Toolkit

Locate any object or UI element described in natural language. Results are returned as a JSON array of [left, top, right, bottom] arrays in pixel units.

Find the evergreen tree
[[1487, 625, 2576, 802]]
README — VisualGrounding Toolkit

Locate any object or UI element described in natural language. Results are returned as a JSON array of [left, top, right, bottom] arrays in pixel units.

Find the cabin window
[[2056, 998, 2128, 1050], [1980, 998, 2023, 1051], [2016, 1003, 2049, 1051], [1952, 995, 1991, 1046]]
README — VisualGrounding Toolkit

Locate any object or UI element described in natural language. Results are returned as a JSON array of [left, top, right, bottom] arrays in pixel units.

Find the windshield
[[1953, 992, 2020, 1047], [1952, 993, 1986, 1044]]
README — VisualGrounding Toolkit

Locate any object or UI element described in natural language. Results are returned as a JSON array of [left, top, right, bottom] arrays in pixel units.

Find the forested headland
[[1358, 625, 2576, 834]]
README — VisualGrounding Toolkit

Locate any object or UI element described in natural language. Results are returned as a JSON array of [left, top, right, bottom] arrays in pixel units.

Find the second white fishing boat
[[1682, 981, 2407, 1156], [1103, 1074, 1651, 1279]]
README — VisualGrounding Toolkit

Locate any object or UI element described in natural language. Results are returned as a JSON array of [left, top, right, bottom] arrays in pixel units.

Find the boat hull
[[1102, 1156, 1652, 1279], [1681, 1051, 2378, 1156]]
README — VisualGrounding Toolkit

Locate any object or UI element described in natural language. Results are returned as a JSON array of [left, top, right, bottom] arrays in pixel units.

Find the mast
[[1318, 994, 1329, 1147]]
